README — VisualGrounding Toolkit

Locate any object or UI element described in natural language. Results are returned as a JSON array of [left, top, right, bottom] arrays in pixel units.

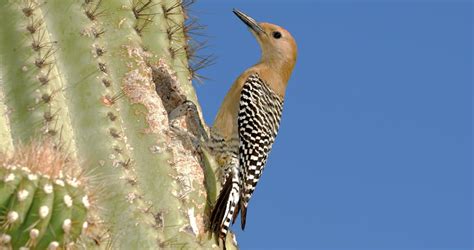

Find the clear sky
[[191, 1, 472, 249]]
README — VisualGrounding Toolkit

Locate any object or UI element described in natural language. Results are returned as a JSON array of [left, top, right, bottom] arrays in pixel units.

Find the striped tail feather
[[240, 203, 247, 230], [210, 173, 241, 249]]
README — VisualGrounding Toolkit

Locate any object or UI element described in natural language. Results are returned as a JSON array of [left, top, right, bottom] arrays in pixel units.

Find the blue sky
[[191, 1, 472, 249]]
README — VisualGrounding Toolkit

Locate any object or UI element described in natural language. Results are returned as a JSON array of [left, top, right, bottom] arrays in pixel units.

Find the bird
[[208, 9, 297, 247]]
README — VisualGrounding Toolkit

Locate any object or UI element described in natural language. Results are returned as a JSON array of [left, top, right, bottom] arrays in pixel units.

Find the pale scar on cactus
[[0, 141, 92, 249], [0, 0, 235, 248]]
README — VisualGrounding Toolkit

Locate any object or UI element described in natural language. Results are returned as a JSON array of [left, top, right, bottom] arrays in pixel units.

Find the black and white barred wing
[[238, 73, 283, 229]]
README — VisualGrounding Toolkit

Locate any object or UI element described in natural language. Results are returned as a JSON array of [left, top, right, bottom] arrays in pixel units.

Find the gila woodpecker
[[208, 9, 297, 246]]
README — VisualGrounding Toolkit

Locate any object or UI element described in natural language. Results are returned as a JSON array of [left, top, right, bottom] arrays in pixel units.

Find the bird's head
[[233, 9, 297, 74]]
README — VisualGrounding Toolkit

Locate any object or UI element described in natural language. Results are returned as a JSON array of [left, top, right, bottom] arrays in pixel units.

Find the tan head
[[233, 9, 297, 81]]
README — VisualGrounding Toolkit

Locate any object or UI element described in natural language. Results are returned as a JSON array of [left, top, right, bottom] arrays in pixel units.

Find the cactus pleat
[[35, 180, 73, 249], [0, 0, 236, 248], [13, 177, 55, 248], [0, 167, 23, 208], [7, 172, 39, 235]]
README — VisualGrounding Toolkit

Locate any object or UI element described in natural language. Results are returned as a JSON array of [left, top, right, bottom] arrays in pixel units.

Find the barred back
[[238, 73, 283, 228]]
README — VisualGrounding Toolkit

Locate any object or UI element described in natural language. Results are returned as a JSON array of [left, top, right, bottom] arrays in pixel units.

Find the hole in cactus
[[151, 62, 187, 114]]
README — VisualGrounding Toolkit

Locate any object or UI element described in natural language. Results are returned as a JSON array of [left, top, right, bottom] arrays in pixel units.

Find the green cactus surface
[[0, 0, 235, 249]]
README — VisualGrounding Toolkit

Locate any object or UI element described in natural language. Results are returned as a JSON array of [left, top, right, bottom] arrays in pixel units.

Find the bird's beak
[[233, 9, 265, 35]]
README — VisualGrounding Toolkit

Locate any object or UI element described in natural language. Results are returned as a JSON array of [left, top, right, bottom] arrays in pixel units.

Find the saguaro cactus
[[0, 0, 236, 248]]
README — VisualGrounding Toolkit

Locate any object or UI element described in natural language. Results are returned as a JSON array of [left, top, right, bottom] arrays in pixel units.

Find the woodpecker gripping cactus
[[208, 9, 297, 246]]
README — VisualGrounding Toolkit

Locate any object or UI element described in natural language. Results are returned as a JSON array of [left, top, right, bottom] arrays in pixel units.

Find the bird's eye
[[272, 31, 282, 39]]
